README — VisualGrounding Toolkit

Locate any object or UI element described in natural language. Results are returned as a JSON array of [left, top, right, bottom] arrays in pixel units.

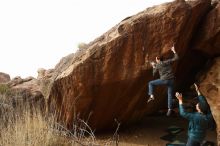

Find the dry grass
[[0, 92, 119, 146]]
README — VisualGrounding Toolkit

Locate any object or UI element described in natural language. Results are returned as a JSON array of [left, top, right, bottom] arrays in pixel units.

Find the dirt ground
[[96, 112, 217, 146]]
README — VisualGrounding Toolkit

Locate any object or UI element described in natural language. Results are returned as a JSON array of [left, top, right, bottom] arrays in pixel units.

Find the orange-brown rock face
[[175, 1, 220, 87], [46, 0, 211, 130], [197, 57, 220, 145], [193, 1, 220, 57]]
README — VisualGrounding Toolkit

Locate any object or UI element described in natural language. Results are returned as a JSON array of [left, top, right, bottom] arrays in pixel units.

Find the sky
[[0, 0, 173, 78]]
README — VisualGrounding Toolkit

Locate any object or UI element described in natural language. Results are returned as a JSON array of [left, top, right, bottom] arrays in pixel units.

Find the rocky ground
[[97, 110, 217, 146]]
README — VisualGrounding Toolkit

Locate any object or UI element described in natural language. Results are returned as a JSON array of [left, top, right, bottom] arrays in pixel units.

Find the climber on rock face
[[175, 83, 216, 146], [147, 45, 179, 116]]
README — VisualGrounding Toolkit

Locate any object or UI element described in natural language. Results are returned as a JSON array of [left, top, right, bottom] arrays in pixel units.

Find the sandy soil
[[96, 112, 217, 146]]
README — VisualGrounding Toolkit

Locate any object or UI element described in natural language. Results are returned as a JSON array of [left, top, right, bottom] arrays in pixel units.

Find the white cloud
[[0, 0, 173, 78]]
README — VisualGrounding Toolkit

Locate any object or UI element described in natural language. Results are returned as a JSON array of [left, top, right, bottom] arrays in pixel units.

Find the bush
[[0, 84, 10, 95], [77, 42, 88, 50]]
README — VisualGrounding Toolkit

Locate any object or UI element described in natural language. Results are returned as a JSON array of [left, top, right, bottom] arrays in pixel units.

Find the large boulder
[[0, 72, 10, 83], [197, 57, 220, 145], [3, 76, 45, 109], [46, 0, 211, 130]]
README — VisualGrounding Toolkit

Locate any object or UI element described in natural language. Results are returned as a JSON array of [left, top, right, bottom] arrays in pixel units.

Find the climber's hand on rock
[[150, 61, 156, 67], [171, 46, 176, 53], [175, 92, 183, 104], [194, 83, 201, 96]]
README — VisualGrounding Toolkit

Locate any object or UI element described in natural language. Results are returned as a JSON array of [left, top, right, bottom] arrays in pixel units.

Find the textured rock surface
[[37, 68, 54, 80], [5, 76, 45, 107], [0, 72, 10, 83], [46, 0, 211, 130], [197, 57, 220, 145], [192, 1, 220, 57], [37, 68, 54, 99], [175, 1, 220, 88]]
